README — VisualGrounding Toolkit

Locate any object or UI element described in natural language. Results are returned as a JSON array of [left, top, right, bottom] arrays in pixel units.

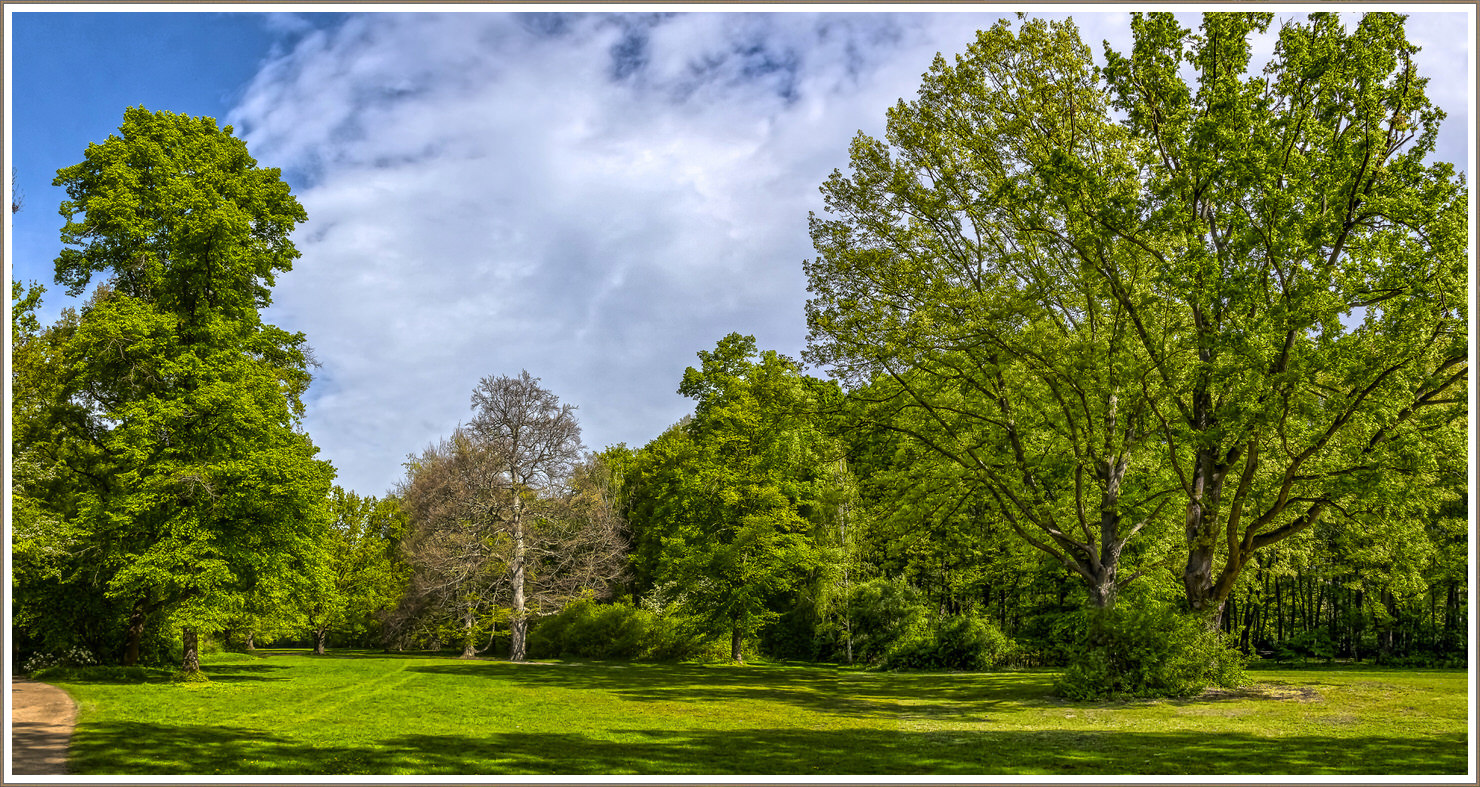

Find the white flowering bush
[[22, 646, 99, 674]]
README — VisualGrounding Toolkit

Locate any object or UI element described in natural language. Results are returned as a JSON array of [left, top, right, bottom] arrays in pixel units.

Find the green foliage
[[1056, 603, 1248, 700], [527, 598, 720, 662], [839, 577, 927, 664], [529, 599, 653, 660], [805, 11, 1467, 624], [619, 334, 846, 660], [307, 488, 410, 648], [11, 107, 335, 668], [879, 615, 1013, 672]]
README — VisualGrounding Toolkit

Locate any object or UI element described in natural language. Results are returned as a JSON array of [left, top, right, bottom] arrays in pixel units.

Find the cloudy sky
[[7, 5, 1473, 498]]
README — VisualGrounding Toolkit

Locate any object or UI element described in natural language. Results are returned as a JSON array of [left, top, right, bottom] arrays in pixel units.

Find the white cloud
[[230, 11, 1005, 496], [226, 9, 1471, 497]]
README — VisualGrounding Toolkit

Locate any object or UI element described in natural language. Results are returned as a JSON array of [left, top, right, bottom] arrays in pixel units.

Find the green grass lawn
[[44, 650, 1468, 776]]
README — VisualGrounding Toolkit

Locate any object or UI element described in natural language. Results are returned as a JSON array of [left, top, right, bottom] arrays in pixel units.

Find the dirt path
[[11, 678, 78, 775]]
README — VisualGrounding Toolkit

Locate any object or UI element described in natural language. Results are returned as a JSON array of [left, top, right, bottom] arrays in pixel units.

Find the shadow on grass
[[199, 663, 291, 682], [405, 662, 1040, 721], [67, 720, 1466, 776], [250, 649, 471, 660]]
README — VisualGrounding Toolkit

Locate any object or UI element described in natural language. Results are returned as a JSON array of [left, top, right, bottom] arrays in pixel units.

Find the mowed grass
[[47, 650, 1467, 776]]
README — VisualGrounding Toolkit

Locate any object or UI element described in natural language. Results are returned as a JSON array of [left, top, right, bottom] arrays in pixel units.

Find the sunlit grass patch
[[49, 651, 1468, 776]]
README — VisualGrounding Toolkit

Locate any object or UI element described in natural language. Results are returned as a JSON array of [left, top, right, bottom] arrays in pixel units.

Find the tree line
[[11, 11, 1466, 694]]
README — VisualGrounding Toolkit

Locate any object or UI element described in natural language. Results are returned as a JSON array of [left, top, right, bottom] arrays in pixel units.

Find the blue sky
[[7, 6, 1473, 498]]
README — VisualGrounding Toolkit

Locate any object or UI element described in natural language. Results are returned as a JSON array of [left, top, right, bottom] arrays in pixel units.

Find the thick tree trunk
[[461, 605, 478, 659], [123, 598, 147, 666], [245, 631, 256, 652], [313, 626, 328, 655], [731, 626, 744, 663], [1182, 445, 1227, 623], [181, 627, 200, 673], [1087, 578, 1116, 609]]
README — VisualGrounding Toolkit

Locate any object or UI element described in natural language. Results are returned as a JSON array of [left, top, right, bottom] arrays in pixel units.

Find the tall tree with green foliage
[[805, 13, 1465, 624], [43, 107, 335, 670], [1099, 11, 1467, 621], [306, 488, 410, 653], [807, 17, 1179, 609], [643, 334, 839, 661]]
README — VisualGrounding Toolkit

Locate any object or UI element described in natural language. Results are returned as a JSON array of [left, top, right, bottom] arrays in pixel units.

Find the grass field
[[42, 650, 1469, 776]]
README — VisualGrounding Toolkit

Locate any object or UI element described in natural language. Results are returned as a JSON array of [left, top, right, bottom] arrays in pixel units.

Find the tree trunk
[[1087, 578, 1116, 609], [510, 509, 528, 662], [461, 605, 478, 659], [123, 598, 147, 666], [1182, 445, 1228, 623], [181, 627, 200, 673], [313, 625, 328, 655], [1275, 575, 1284, 642], [245, 631, 256, 652], [843, 600, 854, 667], [1239, 591, 1256, 653], [731, 626, 744, 663], [1091, 456, 1127, 611]]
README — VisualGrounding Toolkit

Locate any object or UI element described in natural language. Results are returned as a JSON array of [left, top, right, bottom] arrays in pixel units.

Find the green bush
[[1284, 629, 1336, 664], [529, 599, 646, 659], [528, 599, 719, 662], [843, 577, 929, 664], [1056, 603, 1247, 700], [878, 614, 1013, 672]]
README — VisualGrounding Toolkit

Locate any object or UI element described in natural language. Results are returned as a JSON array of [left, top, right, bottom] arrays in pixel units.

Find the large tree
[[398, 371, 620, 661], [305, 488, 409, 654], [632, 334, 838, 662], [39, 107, 335, 670], [805, 13, 1465, 623]]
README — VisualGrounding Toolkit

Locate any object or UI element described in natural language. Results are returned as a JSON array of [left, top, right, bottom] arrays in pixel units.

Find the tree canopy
[[804, 12, 1466, 622], [14, 107, 334, 671]]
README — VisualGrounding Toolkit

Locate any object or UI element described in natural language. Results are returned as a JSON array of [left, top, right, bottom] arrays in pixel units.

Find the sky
[[6, 4, 1474, 498]]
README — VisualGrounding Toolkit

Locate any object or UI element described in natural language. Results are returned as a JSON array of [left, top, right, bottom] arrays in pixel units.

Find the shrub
[[22, 645, 101, 674], [878, 614, 1013, 672], [1056, 603, 1247, 701], [843, 577, 928, 664], [1284, 629, 1336, 664], [561, 601, 653, 659], [528, 599, 719, 661], [29, 664, 164, 683]]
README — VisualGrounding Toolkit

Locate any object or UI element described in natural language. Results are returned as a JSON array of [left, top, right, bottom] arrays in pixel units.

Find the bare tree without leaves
[[397, 371, 622, 661], [398, 429, 511, 657]]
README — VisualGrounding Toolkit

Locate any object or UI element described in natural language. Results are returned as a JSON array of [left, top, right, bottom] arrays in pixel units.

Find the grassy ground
[[43, 650, 1468, 776]]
